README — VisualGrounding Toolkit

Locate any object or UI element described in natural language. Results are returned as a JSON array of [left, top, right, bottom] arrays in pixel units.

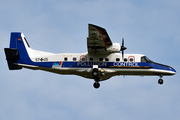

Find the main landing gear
[[92, 66, 101, 89], [158, 74, 163, 85]]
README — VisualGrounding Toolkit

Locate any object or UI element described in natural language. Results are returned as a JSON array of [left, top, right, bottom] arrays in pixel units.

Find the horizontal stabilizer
[[4, 48, 22, 70]]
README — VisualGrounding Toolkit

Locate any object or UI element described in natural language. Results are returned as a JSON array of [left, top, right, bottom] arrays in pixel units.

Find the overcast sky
[[1, 0, 180, 120]]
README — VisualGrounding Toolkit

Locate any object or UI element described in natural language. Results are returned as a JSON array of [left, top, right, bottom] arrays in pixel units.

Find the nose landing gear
[[158, 74, 163, 85]]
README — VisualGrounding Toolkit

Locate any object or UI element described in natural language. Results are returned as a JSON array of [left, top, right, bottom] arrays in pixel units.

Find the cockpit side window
[[141, 56, 152, 63], [141, 56, 147, 62]]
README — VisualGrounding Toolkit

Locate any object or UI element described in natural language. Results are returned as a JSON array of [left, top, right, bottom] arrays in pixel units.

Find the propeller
[[121, 38, 127, 60]]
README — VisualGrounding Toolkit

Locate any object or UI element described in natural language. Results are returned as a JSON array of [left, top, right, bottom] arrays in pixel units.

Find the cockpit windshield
[[141, 56, 153, 63], [141, 56, 173, 69]]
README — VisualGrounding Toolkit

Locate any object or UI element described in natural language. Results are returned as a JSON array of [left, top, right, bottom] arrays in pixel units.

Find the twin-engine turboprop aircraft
[[4, 24, 176, 89]]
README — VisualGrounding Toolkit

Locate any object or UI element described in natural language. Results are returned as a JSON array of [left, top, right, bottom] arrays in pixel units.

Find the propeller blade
[[122, 50, 124, 60], [122, 38, 124, 46], [121, 38, 127, 60], [121, 38, 127, 51]]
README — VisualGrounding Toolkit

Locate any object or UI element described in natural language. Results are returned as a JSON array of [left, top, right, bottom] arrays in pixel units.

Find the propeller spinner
[[121, 38, 127, 59]]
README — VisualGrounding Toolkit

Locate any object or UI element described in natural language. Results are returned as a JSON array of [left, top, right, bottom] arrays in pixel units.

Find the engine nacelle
[[106, 43, 121, 53]]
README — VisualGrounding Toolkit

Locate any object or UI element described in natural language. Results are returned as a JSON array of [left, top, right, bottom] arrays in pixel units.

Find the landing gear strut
[[158, 74, 163, 85], [92, 66, 100, 89]]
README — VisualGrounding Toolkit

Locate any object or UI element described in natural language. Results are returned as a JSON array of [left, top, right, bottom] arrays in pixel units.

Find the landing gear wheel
[[92, 68, 98, 77], [158, 79, 163, 85], [93, 82, 100, 89]]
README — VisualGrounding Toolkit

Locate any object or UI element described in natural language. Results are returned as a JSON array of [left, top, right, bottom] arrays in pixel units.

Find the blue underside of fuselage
[[16, 58, 176, 73]]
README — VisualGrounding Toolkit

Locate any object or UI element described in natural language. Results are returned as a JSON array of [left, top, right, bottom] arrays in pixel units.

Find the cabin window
[[64, 57, 68, 61], [89, 58, 93, 61], [99, 58, 103, 61], [81, 57, 86, 62], [130, 58, 134, 62], [124, 58, 127, 62], [116, 58, 120, 61], [105, 58, 109, 61], [73, 57, 76, 61]]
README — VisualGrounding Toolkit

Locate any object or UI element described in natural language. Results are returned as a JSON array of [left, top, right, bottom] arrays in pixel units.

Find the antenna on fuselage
[[121, 38, 127, 60]]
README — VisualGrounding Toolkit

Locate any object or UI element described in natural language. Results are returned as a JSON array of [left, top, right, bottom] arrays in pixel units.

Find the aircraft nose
[[153, 62, 176, 75], [169, 66, 176, 75]]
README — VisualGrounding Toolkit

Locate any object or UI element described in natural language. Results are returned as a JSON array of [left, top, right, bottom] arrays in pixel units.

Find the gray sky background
[[1, 0, 180, 120]]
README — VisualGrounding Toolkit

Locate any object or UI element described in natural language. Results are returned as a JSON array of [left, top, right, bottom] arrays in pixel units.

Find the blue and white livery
[[4, 24, 176, 89]]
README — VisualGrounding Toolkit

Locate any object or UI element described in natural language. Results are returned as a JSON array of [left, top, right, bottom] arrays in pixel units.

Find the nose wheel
[[158, 79, 163, 85], [158, 74, 163, 85]]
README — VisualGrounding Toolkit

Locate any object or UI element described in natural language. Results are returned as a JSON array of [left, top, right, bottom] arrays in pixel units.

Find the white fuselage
[[17, 47, 175, 81]]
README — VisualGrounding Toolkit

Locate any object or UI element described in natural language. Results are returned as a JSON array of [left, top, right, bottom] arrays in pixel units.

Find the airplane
[[4, 24, 176, 89]]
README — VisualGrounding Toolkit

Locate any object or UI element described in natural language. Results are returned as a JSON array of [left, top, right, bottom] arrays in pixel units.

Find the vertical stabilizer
[[4, 32, 30, 70], [9, 32, 30, 59]]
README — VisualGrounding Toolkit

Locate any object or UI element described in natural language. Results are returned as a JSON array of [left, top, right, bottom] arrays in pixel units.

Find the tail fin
[[4, 32, 30, 70]]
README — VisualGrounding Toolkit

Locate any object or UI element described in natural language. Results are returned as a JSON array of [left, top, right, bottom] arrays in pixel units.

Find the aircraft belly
[[20, 63, 175, 80], [49, 67, 174, 80], [112, 68, 175, 76]]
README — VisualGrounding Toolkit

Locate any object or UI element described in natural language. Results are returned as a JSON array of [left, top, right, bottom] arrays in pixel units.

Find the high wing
[[87, 24, 113, 54]]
